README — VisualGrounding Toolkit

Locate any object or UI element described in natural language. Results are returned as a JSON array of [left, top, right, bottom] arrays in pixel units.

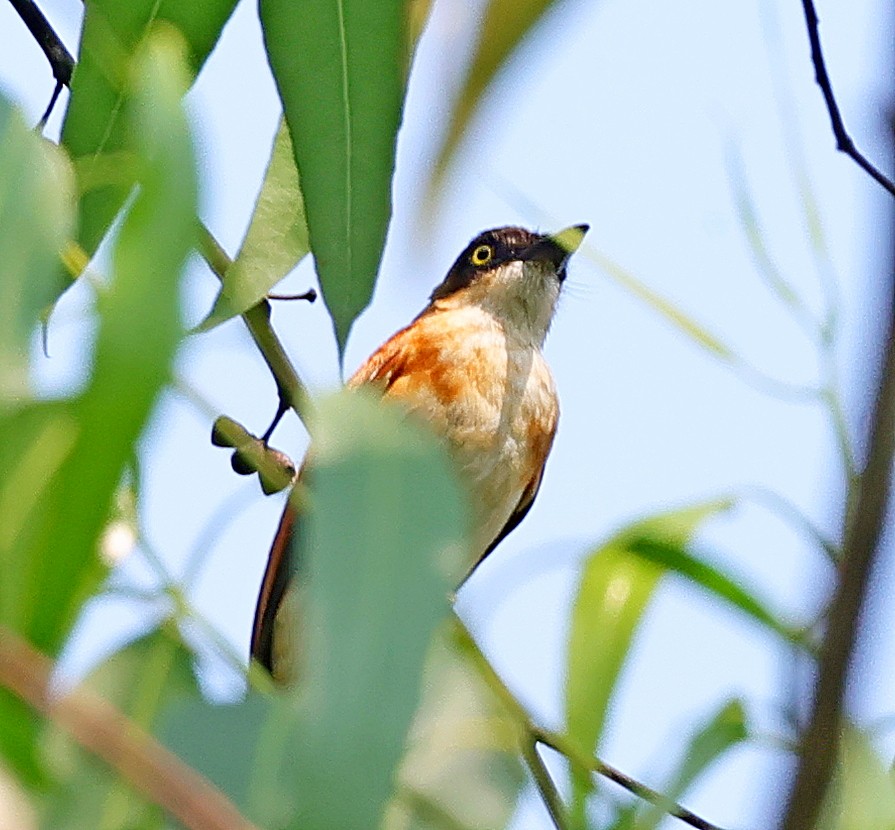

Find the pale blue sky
[[2, 0, 892, 826]]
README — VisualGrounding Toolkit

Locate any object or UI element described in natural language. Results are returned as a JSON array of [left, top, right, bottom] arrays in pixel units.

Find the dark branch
[[533, 729, 726, 830], [8, 0, 75, 126], [799, 0, 895, 198], [779, 166, 895, 829]]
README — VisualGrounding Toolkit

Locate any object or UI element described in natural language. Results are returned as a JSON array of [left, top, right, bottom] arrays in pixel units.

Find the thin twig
[[533, 728, 726, 830], [454, 619, 725, 830], [0, 627, 261, 830], [196, 224, 315, 426], [799, 0, 895, 198], [7, 0, 74, 125], [779, 267, 895, 825], [521, 738, 569, 830]]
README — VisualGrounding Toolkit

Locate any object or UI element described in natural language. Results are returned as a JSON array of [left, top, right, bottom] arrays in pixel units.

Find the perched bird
[[251, 224, 588, 682]]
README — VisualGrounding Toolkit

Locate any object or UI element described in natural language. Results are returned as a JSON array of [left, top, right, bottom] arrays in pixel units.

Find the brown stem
[[0, 628, 261, 830]]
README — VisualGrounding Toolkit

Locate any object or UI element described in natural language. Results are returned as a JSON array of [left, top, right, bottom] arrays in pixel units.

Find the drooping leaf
[[259, 0, 407, 351], [0, 31, 196, 783], [431, 0, 570, 189], [0, 96, 75, 401], [61, 0, 237, 255], [199, 117, 310, 331], [564, 500, 731, 825], [626, 536, 803, 646], [283, 390, 467, 829]]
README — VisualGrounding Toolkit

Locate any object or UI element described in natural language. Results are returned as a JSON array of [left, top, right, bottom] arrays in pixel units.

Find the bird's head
[[429, 224, 589, 346]]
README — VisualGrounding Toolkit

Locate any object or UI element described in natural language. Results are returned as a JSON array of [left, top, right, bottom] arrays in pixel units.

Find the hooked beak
[[521, 224, 589, 280]]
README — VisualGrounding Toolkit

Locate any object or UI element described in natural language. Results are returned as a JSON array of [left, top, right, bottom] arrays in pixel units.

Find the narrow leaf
[[0, 96, 75, 400], [284, 390, 467, 829], [199, 117, 310, 331], [564, 501, 731, 823], [61, 0, 237, 254], [259, 0, 406, 350]]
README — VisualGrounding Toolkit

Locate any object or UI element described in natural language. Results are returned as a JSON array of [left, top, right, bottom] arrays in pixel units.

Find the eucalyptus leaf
[[62, 0, 237, 254], [564, 500, 731, 824], [283, 390, 466, 829], [259, 0, 406, 351], [199, 117, 310, 331], [0, 96, 74, 401]]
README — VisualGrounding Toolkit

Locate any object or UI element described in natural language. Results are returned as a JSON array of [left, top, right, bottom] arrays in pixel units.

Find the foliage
[[0, 1, 890, 830]]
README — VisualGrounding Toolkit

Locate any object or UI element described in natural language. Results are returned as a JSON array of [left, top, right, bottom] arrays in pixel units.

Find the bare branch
[[799, 0, 895, 198], [779, 233, 895, 826], [0, 628, 261, 830]]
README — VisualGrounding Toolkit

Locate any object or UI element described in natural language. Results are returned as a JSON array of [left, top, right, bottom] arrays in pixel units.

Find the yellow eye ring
[[470, 244, 493, 266]]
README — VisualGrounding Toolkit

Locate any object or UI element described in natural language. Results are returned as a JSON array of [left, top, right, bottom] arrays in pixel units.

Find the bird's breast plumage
[[349, 304, 558, 560]]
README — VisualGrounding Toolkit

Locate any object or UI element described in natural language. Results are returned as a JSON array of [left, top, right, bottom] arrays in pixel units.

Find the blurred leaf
[[61, 0, 237, 254], [565, 500, 730, 825], [42, 625, 200, 830], [384, 622, 526, 830], [283, 390, 466, 829], [199, 117, 310, 331], [0, 96, 75, 401], [160, 694, 292, 827], [818, 725, 895, 830], [626, 536, 803, 646], [0, 31, 196, 783], [609, 699, 747, 830], [431, 0, 569, 188], [259, 0, 406, 351]]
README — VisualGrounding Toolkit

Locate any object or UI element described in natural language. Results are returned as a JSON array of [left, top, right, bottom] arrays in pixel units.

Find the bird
[[251, 223, 589, 683]]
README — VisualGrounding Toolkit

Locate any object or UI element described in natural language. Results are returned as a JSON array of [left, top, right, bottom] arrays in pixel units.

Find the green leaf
[[626, 536, 803, 646], [622, 699, 747, 830], [0, 96, 75, 401], [42, 625, 201, 830], [0, 30, 196, 783], [259, 0, 406, 351], [384, 622, 526, 830], [198, 117, 310, 331], [284, 390, 467, 829], [564, 500, 731, 825], [431, 0, 568, 188], [160, 694, 293, 827], [818, 725, 895, 830], [61, 0, 237, 254]]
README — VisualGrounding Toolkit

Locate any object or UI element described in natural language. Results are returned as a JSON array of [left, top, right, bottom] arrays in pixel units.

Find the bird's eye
[[470, 244, 493, 266]]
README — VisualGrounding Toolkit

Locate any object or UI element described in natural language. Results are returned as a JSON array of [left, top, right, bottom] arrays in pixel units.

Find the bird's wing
[[250, 497, 295, 671]]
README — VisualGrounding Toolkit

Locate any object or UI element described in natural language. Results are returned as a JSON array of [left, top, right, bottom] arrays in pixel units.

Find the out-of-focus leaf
[[817, 725, 895, 830], [199, 118, 310, 331], [431, 0, 569, 189], [283, 390, 467, 829], [564, 501, 730, 825], [23, 27, 196, 652], [0, 31, 196, 783], [626, 536, 803, 646], [43, 625, 200, 830], [61, 0, 237, 254], [383, 622, 526, 830], [259, 0, 406, 351], [160, 694, 292, 827], [0, 96, 75, 400], [609, 699, 747, 830]]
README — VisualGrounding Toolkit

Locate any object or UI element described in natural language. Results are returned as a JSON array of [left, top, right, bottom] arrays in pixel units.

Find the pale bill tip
[[550, 223, 589, 255]]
